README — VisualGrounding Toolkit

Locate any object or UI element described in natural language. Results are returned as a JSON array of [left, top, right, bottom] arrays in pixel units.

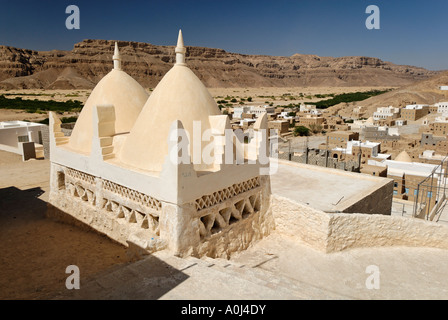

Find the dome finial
[[113, 42, 122, 70], [175, 29, 186, 66]]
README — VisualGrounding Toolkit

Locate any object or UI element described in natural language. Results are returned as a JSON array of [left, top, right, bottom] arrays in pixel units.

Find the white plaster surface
[[54, 235, 448, 300], [68, 68, 148, 154], [270, 159, 392, 213]]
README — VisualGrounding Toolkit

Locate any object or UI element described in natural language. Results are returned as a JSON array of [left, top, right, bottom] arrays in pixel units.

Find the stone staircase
[[177, 255, 348, 300], [52, 250, 348, 300], [99, 136, 115, 160], [54, 131, 69, 146]]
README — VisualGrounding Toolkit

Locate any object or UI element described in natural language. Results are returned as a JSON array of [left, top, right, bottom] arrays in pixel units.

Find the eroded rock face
[[0, 39, 438, 89]]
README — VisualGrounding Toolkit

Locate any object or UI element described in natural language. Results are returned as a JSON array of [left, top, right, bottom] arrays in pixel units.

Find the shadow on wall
[[0, 186, 189, 300]]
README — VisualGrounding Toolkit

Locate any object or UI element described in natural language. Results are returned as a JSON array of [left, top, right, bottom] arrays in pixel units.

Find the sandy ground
[[207, 86, 395, 107], [0, 150, 130, 300]]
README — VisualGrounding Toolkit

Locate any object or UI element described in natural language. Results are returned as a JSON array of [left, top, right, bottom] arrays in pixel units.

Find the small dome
[[395, 151, 412, 162], [68, 47, 148, 154], [119, 64, 221, 172]]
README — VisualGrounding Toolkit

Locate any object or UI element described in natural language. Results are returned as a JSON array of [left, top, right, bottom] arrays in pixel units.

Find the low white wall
[[271, 194, 448, 253], [271, 195, 330, 252], [327, 213, 448, 252]]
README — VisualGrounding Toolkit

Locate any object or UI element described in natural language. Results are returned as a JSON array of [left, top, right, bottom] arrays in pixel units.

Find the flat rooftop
[[270, 159, 391, 212]]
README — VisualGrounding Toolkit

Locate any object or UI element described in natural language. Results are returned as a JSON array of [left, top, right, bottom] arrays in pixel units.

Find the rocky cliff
[[0, 39, 439, 90]]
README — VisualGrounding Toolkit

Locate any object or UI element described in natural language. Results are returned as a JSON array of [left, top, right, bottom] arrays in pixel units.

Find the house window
[[393, 190, 398, 195], [394, 182, 398, 188], [414, 190, 418, 196], [18, 135, 29, 143], [405, 188, 409, 194], [428, 191, 433, 198]]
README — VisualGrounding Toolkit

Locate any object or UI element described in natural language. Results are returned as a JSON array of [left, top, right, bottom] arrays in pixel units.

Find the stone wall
[[41, 125, 50, 159], [327, 213, 448, 252], [40, 124, 73, 159], [271, 195, 329, 252], [271, 194, 448, 253], [340, 178, 394, 215], [278, 149, 359, 172]]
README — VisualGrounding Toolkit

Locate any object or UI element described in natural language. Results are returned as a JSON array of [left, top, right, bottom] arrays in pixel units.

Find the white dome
[[119, 64, 221, 172], [68, 68, 148, 154]]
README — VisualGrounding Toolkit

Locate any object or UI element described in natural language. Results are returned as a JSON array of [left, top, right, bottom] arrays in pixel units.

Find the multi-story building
[[400, 104, 429, 121], [421, 132, 446, 148], [435, 102, 448, 115], [250, 105, 275, 117], [298, 115, 324, 128], [361, 126, 400, 141], [373, 106, 400, 121], [431, 117, 448, 136], [327, 131, 359, 148], [368, 151, 444, 209], [328, 140, 391, 163], [268, 120, 290, 135]]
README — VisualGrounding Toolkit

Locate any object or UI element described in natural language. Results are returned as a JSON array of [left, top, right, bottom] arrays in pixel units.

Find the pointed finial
[[113, 42, 122, 71], [175, 29, 186, 66]]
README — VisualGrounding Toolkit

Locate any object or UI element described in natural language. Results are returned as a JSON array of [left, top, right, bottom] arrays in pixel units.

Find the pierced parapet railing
[[101, 179, 162, 235], [62, 167, 162, 236], [101, 198, 160, 236], [194, 177, 262, 240], [102, 179, 162, 211], [65, 167, 96, 205], [195, 177, 261, 211]]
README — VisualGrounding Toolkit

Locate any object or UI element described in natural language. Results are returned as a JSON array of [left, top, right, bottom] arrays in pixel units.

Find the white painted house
[[0, 121, 45, 158], [435, 102, 448, 115]]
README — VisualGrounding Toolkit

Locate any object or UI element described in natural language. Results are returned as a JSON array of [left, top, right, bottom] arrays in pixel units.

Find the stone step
[[55, 137, 69, 145], [185, 255, 345, 299], [101, 146, 114, 155], [157, 253, 300, 299], [103, 153, 115, 160], [100, 137, 113, 147], [51, 250, 348, 300], [54, 132, 65, 138]]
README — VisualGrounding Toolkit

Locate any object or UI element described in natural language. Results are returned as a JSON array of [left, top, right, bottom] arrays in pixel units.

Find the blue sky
[[0, 0, 447, 70]]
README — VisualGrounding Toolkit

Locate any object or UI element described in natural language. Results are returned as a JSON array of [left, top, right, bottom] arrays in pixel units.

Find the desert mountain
[[0, 39, 440, 90], [331, 70, 448, 118]]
